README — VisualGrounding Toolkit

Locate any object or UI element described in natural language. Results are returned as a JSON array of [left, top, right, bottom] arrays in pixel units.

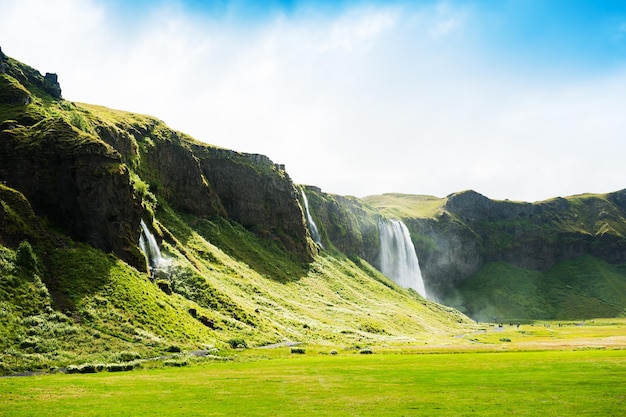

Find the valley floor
[[1, 319, 625, 417]]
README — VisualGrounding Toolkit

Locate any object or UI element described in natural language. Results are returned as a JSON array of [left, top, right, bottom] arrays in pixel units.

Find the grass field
[[1, 320, 625, 417]]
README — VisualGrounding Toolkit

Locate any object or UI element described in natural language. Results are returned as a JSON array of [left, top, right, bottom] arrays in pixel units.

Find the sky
[[2, 0, 626, 202]]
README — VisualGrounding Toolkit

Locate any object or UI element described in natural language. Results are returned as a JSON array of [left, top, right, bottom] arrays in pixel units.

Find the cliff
[[0, 48, 315, 269], [363, 190, 626, 320]]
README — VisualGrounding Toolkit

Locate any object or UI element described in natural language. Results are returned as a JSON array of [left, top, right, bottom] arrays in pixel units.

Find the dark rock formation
[[88, 108, 313, 262], [194, 147, 314, 262], [0, 49, 62, 102], [0, 118, 145, 270], [43, 73, 62, 99], [406, 214, 483, 298], [299, 186, 380, 262]]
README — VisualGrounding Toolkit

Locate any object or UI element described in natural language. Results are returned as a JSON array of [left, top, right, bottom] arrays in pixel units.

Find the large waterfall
[[301, 190, 323, 248], [139, 219, 162, 270], [378, 219, 427, 299]]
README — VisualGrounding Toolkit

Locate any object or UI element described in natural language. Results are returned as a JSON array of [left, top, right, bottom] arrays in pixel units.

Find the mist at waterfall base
[[378, 219, 428, 299], [301, 190, 324, 248]]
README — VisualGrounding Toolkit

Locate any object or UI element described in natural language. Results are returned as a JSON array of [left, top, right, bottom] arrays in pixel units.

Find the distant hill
[[362, 190, 626, 321]]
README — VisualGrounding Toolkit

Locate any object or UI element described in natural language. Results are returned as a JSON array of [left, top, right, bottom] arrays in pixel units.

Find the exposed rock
[[406, 215, 483, 298], [299, 187, 380, 261], [194, 146, 314, 262], [43, 72, 62, 99], [0, 118, 145, 270], [0, 47, 7, 74]]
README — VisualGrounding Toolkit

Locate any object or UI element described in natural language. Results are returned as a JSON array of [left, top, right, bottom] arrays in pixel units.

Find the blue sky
[[2, 0, 626, 201]]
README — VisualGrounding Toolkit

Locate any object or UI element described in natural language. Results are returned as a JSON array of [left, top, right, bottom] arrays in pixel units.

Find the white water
[[301, 190, 323, 248], [140, 219, 162, 269], [378, 219, 427, 298]]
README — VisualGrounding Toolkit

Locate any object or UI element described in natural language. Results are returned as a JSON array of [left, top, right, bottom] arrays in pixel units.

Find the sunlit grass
[[1, 348, 624, 417]]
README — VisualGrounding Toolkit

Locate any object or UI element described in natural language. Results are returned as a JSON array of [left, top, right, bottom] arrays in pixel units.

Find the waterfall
[[378, 219, 427, 299], [301, 190, 323, 248], [140, 219, 162, 270]]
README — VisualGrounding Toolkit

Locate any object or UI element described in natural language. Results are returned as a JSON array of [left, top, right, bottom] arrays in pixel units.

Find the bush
[[290, 347, 306, 354], [106, 361, 141, 372], [499, 338, 512, 343], [330, 350, 338, 355], [165, 345, 181, 353], [16, 241, 38, 275], [155, 280, 172, 295], [227, 339, 248, 349], [78, 364, 97, 374], [359, 348, 373, 355], [115, 351, 141, 362], [164, 358, 188, 367], [66, 365, 79, 374]]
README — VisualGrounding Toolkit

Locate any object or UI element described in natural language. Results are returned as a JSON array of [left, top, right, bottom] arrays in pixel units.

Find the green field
[[2, 322, 625, 417]]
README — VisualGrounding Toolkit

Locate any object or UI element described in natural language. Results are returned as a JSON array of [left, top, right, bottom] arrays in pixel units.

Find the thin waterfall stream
[[301, 190, 323, 248]]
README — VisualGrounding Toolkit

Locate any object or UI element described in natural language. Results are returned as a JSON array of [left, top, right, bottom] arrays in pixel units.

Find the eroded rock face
[[193, 147, 314, 262], [0, 119, 145, 270], [43, 73, 62, 99], [142, 139, 225, 218]]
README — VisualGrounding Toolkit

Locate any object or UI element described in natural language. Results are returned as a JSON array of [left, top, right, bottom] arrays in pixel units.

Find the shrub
[[165, 345, 181, 353], [78, 364, 97, 374], [227, 339, 248, 349], [155, 280, 172, 295], [359, 348, 373, 355], [66, 365, 79, 374], [16, 241, 38, 275], [290, 347, 306, 354], [106, 361, 141, 372], [499, 338, 512, 343], [164, 358, 188, 367], [115, 351, 141, 362], [330, 350, 338, 355]]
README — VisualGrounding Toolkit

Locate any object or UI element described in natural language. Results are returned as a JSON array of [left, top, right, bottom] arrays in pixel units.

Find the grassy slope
[[155, 204, 471, 346], [0, 198, 471, 374]]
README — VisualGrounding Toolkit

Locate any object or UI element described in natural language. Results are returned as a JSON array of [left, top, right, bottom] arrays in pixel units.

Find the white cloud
[[2, 0, 625, 202]]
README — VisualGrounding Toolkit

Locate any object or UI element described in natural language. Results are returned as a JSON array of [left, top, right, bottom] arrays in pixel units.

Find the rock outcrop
[[194, 148, 314, 262], [0, 118, 145, 269]]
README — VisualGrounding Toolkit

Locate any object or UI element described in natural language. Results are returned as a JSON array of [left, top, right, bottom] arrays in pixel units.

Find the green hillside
[[365, 192, 626, 321], [0, 50, 471, 374], [443, 257, 626, 321]]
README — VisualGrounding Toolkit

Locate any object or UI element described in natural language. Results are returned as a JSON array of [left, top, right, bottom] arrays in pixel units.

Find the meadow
[[1, 320, 625, 417]]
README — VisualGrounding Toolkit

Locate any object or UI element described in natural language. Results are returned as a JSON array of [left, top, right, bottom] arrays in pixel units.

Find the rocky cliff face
[[0, 118, 145, 269], [405, 214, 483, 299], [0, 51, 315, 271], [194, 148, 314, 262], [299, 186, 380, 261]]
